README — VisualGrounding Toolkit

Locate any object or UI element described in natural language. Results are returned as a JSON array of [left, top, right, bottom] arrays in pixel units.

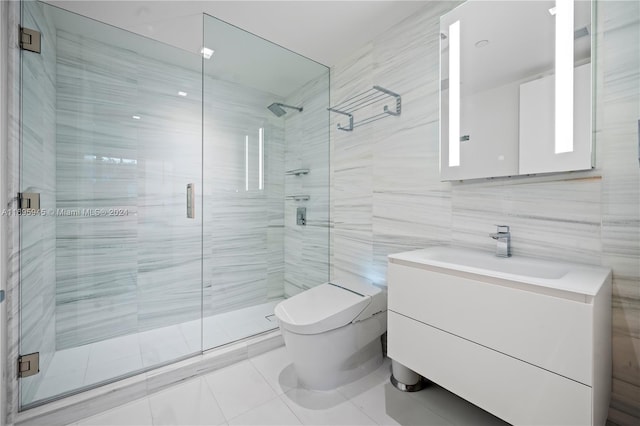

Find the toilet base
[[281, 311, 387, 390]]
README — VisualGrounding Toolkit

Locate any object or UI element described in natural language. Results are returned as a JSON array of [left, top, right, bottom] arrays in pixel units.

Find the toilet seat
[[275, 282, 373, 335]]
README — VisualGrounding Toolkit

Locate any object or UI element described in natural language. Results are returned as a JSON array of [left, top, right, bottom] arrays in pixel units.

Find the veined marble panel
[[266, 121, 286, 301], [52, 18, 299, 381], [283, 73, 330, 296], [202, 76, 285, 325], [369, 2, 451, 280], [55, 30, 140, 350], [54, 27, 205, 348], [134, 56, 202, 333], [597, 1, 640, 424], [451, 177, 603, 264], [330, 43, 375, 287], [54, 27, 203, 349], [330, 5, 456, 289]]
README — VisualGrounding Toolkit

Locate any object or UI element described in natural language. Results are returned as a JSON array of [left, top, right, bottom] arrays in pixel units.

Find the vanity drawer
[[387, 262, 593, 385], [388, 311, 592, 426]]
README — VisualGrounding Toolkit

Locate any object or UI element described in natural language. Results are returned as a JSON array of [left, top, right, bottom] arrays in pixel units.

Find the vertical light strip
[[245, 135, 249, 191], [448, 20, 461, 167], [555, 0, 574, 153], [258, 128, 264, 190]]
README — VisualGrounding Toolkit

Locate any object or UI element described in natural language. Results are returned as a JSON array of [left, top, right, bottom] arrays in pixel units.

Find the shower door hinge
[[20, 27, 41, 54], [18, 192, 40, 213], [18, 352, 39, 378]]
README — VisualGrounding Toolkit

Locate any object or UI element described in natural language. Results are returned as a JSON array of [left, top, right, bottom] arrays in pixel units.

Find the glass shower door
[[18, 1, 203, 408], [201, 14, 330, 350]]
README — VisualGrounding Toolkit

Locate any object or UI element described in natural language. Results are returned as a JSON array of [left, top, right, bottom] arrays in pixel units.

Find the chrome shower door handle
[[186, 183, 195, 219]]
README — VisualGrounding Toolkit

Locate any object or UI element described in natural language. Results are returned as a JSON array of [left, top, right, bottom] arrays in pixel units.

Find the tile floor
[[30, 301, 281, 404], [63, 346, 509, 426]]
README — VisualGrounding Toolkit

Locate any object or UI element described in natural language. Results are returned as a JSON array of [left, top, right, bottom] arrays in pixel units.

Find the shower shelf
[[285, 168, 310, 176], [328, 85, 401, 132], [286, 195, 310, 201]]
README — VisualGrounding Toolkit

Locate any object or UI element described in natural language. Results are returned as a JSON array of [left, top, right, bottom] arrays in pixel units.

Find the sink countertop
[[388, 246, 611, 297]]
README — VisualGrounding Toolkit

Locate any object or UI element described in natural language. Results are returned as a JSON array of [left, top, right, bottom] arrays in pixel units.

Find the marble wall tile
[[283, 73, 330, 296], [267, 123, 286, 301], [48, 14, 329, 364], [330, 43, 375, 287], [134, 56, 202, 333], [451, 176, 603, 264], [330, 1, 639, 424], [597, 1, 640, 424], [54, 30, 140, 349], [368, 2, 454, 284], [52, 21, 299, 355], [52, 24, 298, 353], [330, 4, 454, 288], [202, 77, 285, 320]]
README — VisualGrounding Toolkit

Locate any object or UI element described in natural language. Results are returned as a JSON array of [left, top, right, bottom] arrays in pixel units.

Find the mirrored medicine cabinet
[[439, 0, 593, 181]]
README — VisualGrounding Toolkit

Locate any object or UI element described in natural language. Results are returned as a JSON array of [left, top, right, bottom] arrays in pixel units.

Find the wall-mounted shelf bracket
[[328, 108, 354, 132], [328, 85, 401, 132]]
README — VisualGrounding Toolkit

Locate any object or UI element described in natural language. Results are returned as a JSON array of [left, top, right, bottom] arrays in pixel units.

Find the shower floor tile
[[29, 300, 282, 404], [139, 325, 190, 368], [34, 370, 86, 403], [64, 345, 510, 426], [84, 354, 144, 386]]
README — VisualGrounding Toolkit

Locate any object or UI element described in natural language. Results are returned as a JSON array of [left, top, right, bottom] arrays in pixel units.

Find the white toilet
[[274, 281, 387, 390]]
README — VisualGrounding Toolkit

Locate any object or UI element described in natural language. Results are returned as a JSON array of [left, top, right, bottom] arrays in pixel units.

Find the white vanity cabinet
[[387, 247, 611, 426]]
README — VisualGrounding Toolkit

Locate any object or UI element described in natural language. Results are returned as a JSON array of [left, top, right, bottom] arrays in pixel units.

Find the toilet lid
[[275, 283, 371, 335]]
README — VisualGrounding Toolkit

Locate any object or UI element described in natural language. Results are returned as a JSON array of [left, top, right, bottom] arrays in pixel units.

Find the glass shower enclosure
[[17, 1, 329, 409]]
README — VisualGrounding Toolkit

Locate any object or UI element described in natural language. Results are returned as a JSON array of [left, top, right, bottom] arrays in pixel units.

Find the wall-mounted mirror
[[440, 0, 593, 181]]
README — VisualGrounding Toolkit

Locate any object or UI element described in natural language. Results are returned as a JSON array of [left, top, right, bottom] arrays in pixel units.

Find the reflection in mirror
[[440, 0, 593, 181]]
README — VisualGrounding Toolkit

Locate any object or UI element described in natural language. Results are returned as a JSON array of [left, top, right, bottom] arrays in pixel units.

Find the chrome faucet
[[489, 225, 511, 257]]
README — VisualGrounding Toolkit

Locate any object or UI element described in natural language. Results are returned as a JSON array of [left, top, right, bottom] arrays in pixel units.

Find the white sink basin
[[427, 248, 569, 279], [388, 246, 611, 296]]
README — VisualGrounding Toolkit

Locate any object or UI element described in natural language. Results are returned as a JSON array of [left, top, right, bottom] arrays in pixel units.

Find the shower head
[[267, 103, 287, 117], [267, 103, 303, 117]]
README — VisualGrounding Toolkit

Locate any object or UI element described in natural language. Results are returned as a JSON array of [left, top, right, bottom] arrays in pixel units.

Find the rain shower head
[[267, 103, 303, 117], [267, 103, 286, 117]]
